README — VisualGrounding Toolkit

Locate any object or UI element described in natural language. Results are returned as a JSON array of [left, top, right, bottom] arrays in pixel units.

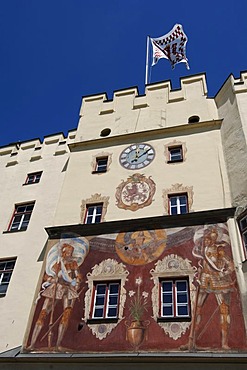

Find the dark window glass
[[95, 157, 108, 173], [25, 172, 42, 184], [0, 259, 16, 297]]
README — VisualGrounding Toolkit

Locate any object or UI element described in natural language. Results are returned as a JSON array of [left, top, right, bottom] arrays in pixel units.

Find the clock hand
[[131, 148, 150, 163], [130, 147, 140, 163], [137, 148, 151, 159]]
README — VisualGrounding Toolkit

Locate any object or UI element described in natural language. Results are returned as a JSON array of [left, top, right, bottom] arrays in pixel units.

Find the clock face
[[119, 143, 155, 169]]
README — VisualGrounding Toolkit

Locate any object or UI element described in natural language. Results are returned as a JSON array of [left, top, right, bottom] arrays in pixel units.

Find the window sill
[[22, 182, 40, 186], [91, 170, 107, 174], [3, 229, 27, 234], [157, 317, 191, 323], [167, 159, 183, 164], [87, 318, 119, 324]]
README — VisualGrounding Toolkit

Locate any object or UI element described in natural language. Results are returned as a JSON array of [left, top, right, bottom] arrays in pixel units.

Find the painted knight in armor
[[29, 236, 89, 351], [189, 226, 234, 349]]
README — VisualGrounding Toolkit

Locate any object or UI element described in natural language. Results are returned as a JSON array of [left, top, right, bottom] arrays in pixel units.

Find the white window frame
[[8, 203, 35, 231], [160, 278, 190, 319], [169, 194, 188, 215], [0, 258, 16, 297], [85, 203, 103, 224], [92, 281, 120, 319]]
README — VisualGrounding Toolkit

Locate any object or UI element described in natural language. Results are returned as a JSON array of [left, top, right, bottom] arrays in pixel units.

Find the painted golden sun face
[[119, 143, 155, 170], [115, 229, 166, 265]]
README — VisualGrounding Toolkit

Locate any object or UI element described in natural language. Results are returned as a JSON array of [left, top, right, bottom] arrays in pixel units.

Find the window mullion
[[92, 285, 97, 318], [105, 285, 109, 318], [174, 281, 177, 317], [92, 207, 97, 224], [18, 213, 25, 230]]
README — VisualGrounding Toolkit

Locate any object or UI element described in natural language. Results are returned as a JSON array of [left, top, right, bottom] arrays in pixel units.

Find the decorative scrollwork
[[150, 254, 197, 340], [83, 259, 129, 340]]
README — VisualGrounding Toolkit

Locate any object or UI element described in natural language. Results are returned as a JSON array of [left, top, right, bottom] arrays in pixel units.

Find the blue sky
[[0, 0, 246, 147]]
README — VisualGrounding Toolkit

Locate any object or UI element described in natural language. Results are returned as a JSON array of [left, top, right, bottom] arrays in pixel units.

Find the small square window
[[85, 204, 103, 224], [25, 172, 42, 185], [168, 146, 183, 162], [94, 157, 108, 173], [0, 258, 16, 297], [169, 194, 188, 215], [8, 202, 35, 231], [160, 278, 190, 319], [92, 281, 120, 319]]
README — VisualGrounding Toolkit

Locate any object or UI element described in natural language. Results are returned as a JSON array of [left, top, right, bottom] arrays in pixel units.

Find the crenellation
[[68, 129, 76, 140], [75, 74, 217, 143], [0, 145, 18, 156], [234, 71, 247, 93], [180, 74, 208, 96], [99, 100, 114, 114], [113, 87, 138, 113], [20, 139, 41, 150], [44, 133, 64, 145], [0, 132, 74, 165], [80, 94, 107, 116]]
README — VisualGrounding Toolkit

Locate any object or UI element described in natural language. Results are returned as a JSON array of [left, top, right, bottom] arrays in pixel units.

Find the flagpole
[[145, 36, 150, 85]]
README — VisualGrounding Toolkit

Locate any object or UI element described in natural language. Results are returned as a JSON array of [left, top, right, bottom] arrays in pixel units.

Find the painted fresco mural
[[24, 223, 247, 353]]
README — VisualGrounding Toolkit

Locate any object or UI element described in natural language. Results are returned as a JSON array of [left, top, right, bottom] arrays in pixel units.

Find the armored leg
[[29, 309, 48, 349], [56, 306, 72, 350], [220, 302, 230, 350]]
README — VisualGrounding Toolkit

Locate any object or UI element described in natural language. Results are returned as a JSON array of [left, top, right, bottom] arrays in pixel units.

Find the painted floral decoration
[[128, 277, 149, 322]]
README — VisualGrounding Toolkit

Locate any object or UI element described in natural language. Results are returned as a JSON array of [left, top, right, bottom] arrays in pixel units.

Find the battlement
[[80, 74, 208, 116], [215, 71, 247, 110], [0, 129, 76, 165], [76, 73, 218, 143], [233, 70, 247, 93]]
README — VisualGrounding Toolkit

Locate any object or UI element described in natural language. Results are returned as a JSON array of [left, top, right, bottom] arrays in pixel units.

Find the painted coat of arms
[[115, 173, 156, 211]]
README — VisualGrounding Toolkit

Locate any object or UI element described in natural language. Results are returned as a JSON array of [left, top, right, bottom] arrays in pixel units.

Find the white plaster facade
[[215, 71, 247, 211], [0, 131, 76, 352]]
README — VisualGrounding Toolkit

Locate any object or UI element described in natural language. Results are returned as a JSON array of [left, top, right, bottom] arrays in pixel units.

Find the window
[[168, 146, 183, 162], [169, 194, 188, 215], [164, 141, 186, 164], [25, 172, 42, 185], [85, 204, 103, 224], [94, 157, 108, 173], [160, 278, 190, 319], [92, 281, 120, 319], [239, 214, 247, 252], [91, 152, 112, 174], [81, 194, 109, 224], [0, 259, 16, 297], [8, 202, 35, 231]]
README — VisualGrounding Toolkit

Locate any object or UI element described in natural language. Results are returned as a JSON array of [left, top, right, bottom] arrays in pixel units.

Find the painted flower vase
[[125, 320, 149, 348]]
